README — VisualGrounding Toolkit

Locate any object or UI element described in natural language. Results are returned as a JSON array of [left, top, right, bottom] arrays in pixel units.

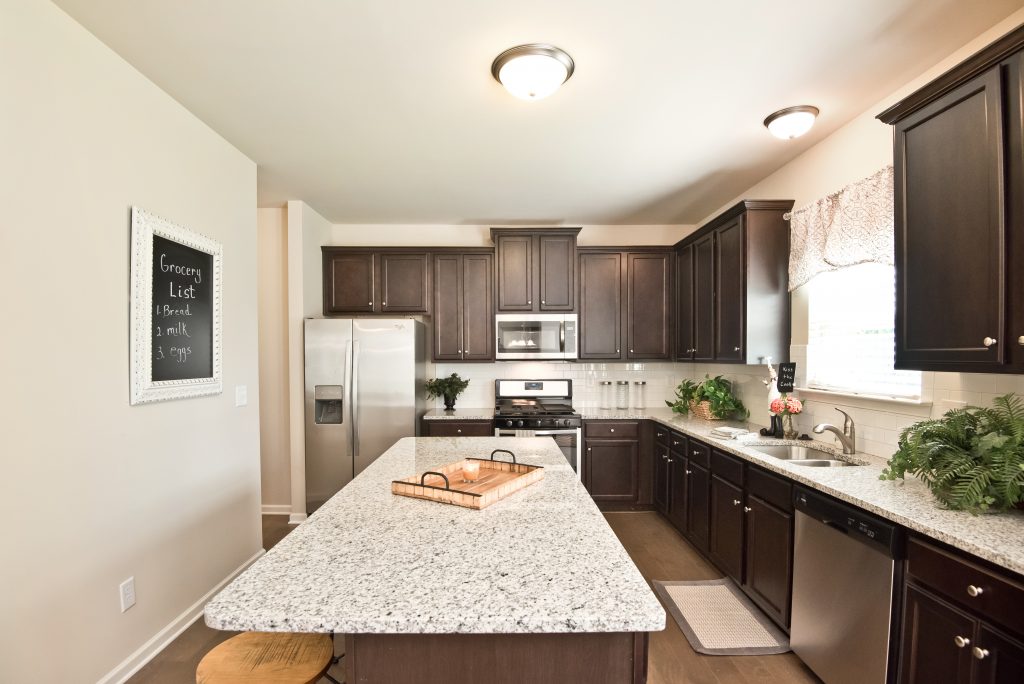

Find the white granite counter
[[586, 407, 1024, 576], [423, 408, 494, 420], [205, 437, 666, 634]]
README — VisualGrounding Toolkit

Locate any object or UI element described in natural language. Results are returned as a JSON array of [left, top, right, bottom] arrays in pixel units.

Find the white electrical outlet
[[120, 577, 136, 612], [235, 385, 247, 407]]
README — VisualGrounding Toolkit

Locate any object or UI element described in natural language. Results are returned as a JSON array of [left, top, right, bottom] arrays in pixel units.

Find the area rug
[[652, 578, 790, 655]]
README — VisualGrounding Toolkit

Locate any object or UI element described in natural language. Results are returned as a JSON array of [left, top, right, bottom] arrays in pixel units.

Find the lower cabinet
[[709, 473, 745, 583], [584, 421, 641, 505], [423, 420, 493, 437], [898, 537, 1024, 684]]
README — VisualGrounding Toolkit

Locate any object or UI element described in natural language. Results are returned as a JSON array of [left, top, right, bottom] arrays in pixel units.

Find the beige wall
[[0, 2, 261, 682], [327, 223, 695, 247], [257, 208, 291, 511]]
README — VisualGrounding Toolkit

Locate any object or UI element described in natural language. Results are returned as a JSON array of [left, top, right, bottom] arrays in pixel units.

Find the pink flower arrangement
[[770, 394, 803, 415]]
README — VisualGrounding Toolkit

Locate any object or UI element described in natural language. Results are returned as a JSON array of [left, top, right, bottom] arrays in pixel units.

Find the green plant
[[665, 375, 748, 419], [880, 394, 1024, 513], [425, 373, 470, 400]]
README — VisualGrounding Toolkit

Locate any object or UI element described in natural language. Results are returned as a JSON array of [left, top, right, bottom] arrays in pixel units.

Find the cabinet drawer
[[745, 466, 792, 512], [710, 449, 744, 486], [907, 536, 1024, 636], [668, 431, 687, 454], [687, 439, 711, 468], [652, 425, 670, 446], [584, 421, 639, 439], [426, 421, 493, 437]]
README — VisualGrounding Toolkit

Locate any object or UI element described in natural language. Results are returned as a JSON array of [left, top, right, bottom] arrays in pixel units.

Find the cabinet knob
[[587, 447, 592, 452], [692, 450, 699, 456], [616, 349, 620, 353], [954, 635, 971, 649], [528, 300, 532, 305], [734, 346, 741, 352], [656, 432, 664, 437], [743, 506, 752, 513], [967, 584, 984, 597], [382, 301, 386, 306], [456, 429, 462, 434], [662, 454, 668, 460], [368, 301, 373, 306], [541, 300, 545, 304], [983, 337, 998, 347], [972, 647, 990, 660], [1018, 336, 1024, 346], [630, 349, 634, 353], [610, 428, 615, 433], [732, 499, 741, 506], [672, 440, 681, 446], [666, 458, 674, 463], [685, 469, 693, 475]]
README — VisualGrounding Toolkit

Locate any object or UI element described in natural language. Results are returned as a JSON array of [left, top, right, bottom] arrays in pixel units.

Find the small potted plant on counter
[[666, 375, 748, 421], [770, 393, 803, 439], [425, 373, 470, 411], [880, 394, 1024, 513]]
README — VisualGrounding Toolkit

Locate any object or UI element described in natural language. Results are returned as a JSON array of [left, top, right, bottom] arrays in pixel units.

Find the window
[[806, 263, 922, 400]]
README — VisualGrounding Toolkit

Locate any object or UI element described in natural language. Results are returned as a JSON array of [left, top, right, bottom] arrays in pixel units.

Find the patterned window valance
[[788, 165, 894, 291]]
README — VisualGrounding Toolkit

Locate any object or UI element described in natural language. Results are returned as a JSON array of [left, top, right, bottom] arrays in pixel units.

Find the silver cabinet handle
[[528, 299, 532, 305], [587, 447, 592, 452], [368, 301, 372, 306], [734, 346, 741, 352], [656, 432, 664, 437], [954, 636, 970, 648], [610, 428, 615, 432], [732, 499, 741, 506], [967, 584, 984, 597], [666, 458, 674, 463], [972, 647, 989, 660], [672, 440, 681, 446], [541, 299, 545, 304], [458, 349, 462, 354], [456, 429, 462, 434], [984, 337, 997, 347], [616, 348, 620, 353], [382, 301, 386, 306], [661, 454, 668, 460], [685, 469, 693, 475], [692, 450, 699, 456], [743, 506, 752, 513]]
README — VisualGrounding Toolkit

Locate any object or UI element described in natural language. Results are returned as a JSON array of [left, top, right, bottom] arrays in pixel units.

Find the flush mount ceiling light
[[763, 105, 820, 140], [491, 44, 574, 100]]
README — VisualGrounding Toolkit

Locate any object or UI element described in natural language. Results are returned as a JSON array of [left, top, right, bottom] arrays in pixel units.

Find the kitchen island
[[205, 436, 665, 684]]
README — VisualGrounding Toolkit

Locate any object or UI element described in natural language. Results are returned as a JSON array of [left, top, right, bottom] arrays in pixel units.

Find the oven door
[[494, 427, 581, 477], [495, 314, 577, 360]]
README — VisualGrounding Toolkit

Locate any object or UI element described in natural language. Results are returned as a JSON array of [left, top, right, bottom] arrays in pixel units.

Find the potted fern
[[666, 375, 748, 421], [880, 394, 1024, 513], [425, 373, 470, 411]]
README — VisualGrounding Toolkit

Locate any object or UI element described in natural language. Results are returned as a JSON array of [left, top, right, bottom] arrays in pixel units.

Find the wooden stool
[[196, 631, 338, 683]]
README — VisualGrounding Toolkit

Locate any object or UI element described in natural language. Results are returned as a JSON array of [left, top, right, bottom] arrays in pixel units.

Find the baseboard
[[261, 503, 292, 515], [288, 512, 307, 525], [97, 548, 266, 684]]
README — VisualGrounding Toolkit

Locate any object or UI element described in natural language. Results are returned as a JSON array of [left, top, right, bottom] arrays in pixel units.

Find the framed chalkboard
[[777, 363, 797, 393], [130, 207, 222, 404]]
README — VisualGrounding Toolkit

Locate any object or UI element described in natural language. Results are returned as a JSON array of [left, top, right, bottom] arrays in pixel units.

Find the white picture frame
[[130, 206, 223, 404]]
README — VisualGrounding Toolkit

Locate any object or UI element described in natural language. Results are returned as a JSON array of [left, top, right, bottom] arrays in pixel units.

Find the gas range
[[492, 379, 583, 430]]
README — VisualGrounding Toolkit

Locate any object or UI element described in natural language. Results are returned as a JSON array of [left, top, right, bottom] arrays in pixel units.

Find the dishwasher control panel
[[794, 487, 903, 558]]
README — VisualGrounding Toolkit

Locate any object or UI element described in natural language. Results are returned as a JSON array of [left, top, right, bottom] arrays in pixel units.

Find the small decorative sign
[[777, 363, 797, 393], [130, 207, 222, 404]]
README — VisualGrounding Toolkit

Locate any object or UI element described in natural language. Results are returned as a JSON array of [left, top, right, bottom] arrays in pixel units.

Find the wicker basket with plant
[[666, 375, 748, 421]]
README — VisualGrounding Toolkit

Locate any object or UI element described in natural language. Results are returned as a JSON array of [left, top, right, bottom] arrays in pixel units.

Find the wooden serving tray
[[391, 449, 544, 510]]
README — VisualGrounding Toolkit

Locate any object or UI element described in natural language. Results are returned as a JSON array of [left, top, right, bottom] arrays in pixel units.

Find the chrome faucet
[[813, 408, 857, 455]]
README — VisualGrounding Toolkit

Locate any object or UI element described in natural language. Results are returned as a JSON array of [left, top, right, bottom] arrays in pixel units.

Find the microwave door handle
[[560, 322, 565, 353]]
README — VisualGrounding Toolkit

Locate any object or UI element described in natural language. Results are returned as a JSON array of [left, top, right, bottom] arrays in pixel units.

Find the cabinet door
[[325, 251, 375, 313], [714, 218, 745, 361], [653, 443, 671, 515], [380, 253, 430, 313], [692, 234, 715, 361], [709, 475, 744, 583], [432, 254, 463, 361], [974, 625, 1024, 684], [579, 252, 623, 359], [626, 252, 672, 359], [675, 243, 695, 360], [685, 461, 710, 552], [895, 66, 1006, 370], [743, 494, 793, 627], [496, 234, 534, 311], [539, 235, 575, 311], [899, 585, 975, 684], [586, 440, 639, 502], [667, 437, 688, 533], [462, 253, 494, 361]]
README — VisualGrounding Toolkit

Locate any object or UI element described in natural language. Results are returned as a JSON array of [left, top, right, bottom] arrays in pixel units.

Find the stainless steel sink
[[750, 445, 858, 467]]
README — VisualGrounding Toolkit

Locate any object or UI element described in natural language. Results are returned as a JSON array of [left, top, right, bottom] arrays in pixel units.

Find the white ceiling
[[54, 0, 1024, 225]]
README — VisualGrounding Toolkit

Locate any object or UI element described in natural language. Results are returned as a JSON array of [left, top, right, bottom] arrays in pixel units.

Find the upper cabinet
[[674, 200, 793, 365], [492, 228, 579, 312], [878, 26, 1024, 373], [323, 248, 430, 315], [432, 251, 494, 362]]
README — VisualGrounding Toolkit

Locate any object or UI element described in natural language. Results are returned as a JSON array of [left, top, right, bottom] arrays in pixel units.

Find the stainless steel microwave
[[495, 314, 578, 360]]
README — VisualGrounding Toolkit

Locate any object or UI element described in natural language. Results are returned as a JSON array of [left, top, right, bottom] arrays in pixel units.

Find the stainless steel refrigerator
[[304, 318, 426, 513]]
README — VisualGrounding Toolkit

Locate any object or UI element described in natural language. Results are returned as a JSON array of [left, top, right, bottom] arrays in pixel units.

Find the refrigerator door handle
[[352, 339, 360, 460]]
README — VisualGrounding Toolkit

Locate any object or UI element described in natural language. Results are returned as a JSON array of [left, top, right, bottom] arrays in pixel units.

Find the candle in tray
[[462, 461, 481, 482]]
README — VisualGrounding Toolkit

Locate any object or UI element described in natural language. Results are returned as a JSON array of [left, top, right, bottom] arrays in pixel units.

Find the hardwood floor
[[604, 511, 821, 684], [128, 512, 818, 683]]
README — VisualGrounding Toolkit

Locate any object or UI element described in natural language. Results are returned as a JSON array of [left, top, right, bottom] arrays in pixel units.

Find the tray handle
[[420, 471, 451, 489], [489, 449, 517, 464]]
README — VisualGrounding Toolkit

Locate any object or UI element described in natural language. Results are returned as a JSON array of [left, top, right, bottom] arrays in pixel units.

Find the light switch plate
[[235, 385, 247, 407], [120, 577, 136, 612]]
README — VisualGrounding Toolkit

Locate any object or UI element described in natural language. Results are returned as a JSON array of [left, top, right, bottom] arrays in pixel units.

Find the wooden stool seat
[[197, 632, 334, 683]]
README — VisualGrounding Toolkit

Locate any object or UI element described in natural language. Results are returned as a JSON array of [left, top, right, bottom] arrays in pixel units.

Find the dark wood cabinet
[[898, 536, 1024, 684], [626, 252, 672, 359], [878, 26, 1024, 373], [323, 248, 430, 315], [743, 493, 793, 627], [666, 433, 688, 532], [424, 420, 494, 437], [431, 251, 494, 362], [709, 474, 745, 583], [584, 421, 641, 505], [653, 441, 670, 515], [685, 461, 711, 553], [492, 228, 579, 313], [673, 200, 792, 364], [579, 248, 673, 361]]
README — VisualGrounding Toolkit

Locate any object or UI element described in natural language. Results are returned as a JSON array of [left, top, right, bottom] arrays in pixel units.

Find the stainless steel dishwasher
[[791, 486, 904, 684]]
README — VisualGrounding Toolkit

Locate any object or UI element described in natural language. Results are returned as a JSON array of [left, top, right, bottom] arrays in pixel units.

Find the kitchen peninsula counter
[[205, 437, 664, 683]]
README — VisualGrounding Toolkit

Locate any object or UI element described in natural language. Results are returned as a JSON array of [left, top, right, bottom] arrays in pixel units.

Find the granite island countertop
[[592, 407, 1024, 575], [205, 436, 666, 634]]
